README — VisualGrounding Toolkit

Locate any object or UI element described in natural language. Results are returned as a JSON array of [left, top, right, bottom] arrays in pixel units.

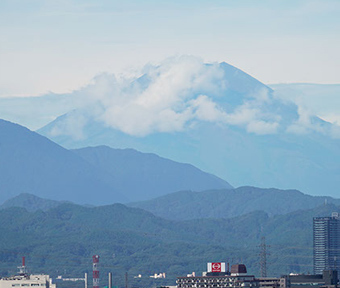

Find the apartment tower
[[313, 212, 340, 275]]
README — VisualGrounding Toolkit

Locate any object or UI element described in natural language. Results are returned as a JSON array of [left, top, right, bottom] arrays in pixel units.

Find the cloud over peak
[[46, 56, 335, 139]]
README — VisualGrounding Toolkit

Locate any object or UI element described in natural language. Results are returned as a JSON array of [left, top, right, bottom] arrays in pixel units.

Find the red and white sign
[[207, 262, 226, 273], [212, 262, 222, 272]]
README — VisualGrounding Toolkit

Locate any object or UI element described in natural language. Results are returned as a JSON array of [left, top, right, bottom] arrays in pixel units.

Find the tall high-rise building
[[313, 212, 340, 275]]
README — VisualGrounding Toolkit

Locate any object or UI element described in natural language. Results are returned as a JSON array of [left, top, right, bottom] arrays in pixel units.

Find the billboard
[[207, 262, 225, 273]]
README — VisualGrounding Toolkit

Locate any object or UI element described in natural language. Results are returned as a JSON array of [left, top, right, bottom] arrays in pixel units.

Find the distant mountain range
[[34, 59, 340, 198], [129, 186, 340, 220], [0, 119, 230, 205], [0, 198, 339, 284], [4, 188, 339, 221]]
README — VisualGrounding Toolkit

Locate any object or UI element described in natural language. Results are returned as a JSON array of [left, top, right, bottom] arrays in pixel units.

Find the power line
[[259, 237, 270, 277]]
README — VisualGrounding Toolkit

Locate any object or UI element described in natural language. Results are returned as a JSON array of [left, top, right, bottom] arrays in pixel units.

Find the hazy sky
[[0, 0, 339, 97]]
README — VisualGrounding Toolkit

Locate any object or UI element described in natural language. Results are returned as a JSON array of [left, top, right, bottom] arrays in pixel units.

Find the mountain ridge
[[72, 145, 232, 201], [0, 119, 231, 204], [3, 186, 339, 222], [129, 186, 340, 220], [0, 119, 127, 205]]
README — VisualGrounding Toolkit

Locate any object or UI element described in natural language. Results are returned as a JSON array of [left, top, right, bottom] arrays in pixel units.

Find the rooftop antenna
[[18, 256, 27, 276]]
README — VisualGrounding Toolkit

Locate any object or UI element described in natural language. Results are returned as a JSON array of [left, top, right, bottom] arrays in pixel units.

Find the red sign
[[211, 262, 222, 272]]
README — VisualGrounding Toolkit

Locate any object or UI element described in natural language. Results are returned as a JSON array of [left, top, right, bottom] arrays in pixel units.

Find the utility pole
[[259, 237, 270, 277], [125, 272, 128, 288], [108, 272, 112, 288]]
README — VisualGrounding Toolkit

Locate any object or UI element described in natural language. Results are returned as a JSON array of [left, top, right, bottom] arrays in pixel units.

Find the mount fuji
[[35, 57, 340, 197]]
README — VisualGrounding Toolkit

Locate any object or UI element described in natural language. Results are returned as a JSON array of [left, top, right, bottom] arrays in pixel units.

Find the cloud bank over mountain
[[45, 56, 334, 140]]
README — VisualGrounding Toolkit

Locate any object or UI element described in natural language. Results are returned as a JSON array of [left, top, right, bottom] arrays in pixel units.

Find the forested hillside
[[0, 202, 338, 287]]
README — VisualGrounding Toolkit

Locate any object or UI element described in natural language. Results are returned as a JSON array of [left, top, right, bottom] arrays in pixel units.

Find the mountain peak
[[0, 193, 64, 212]]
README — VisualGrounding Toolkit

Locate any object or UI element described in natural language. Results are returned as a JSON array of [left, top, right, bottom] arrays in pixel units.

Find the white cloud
[[226, 104, 259, 126], [94, 56, 225, 136], [286, 105, 329, 136], [84, 56, 235, 136], [189, 95, 226, 122], [222, 88, 281, 134]]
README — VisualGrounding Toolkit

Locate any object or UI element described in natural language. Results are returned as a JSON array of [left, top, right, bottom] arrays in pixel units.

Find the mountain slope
[[129, 186, 340, 220], [73, 146, 232, 201], [0, 119, 127, 205]]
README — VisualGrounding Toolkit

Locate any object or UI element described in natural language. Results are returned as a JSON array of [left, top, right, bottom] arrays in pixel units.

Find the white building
[[0, 274, 56, 288]]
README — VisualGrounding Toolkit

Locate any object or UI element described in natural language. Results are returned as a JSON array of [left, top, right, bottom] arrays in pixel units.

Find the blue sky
[[0, 0, 339, 96]]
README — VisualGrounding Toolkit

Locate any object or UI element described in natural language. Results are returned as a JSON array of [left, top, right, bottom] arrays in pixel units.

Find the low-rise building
[[177, 262, 338, 288], [258, 270, 338, 288], [257, 277, 283, 288], [177, 263, 259, 288], [283, 270, 338, 288], [0, 258, 56, 288]]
